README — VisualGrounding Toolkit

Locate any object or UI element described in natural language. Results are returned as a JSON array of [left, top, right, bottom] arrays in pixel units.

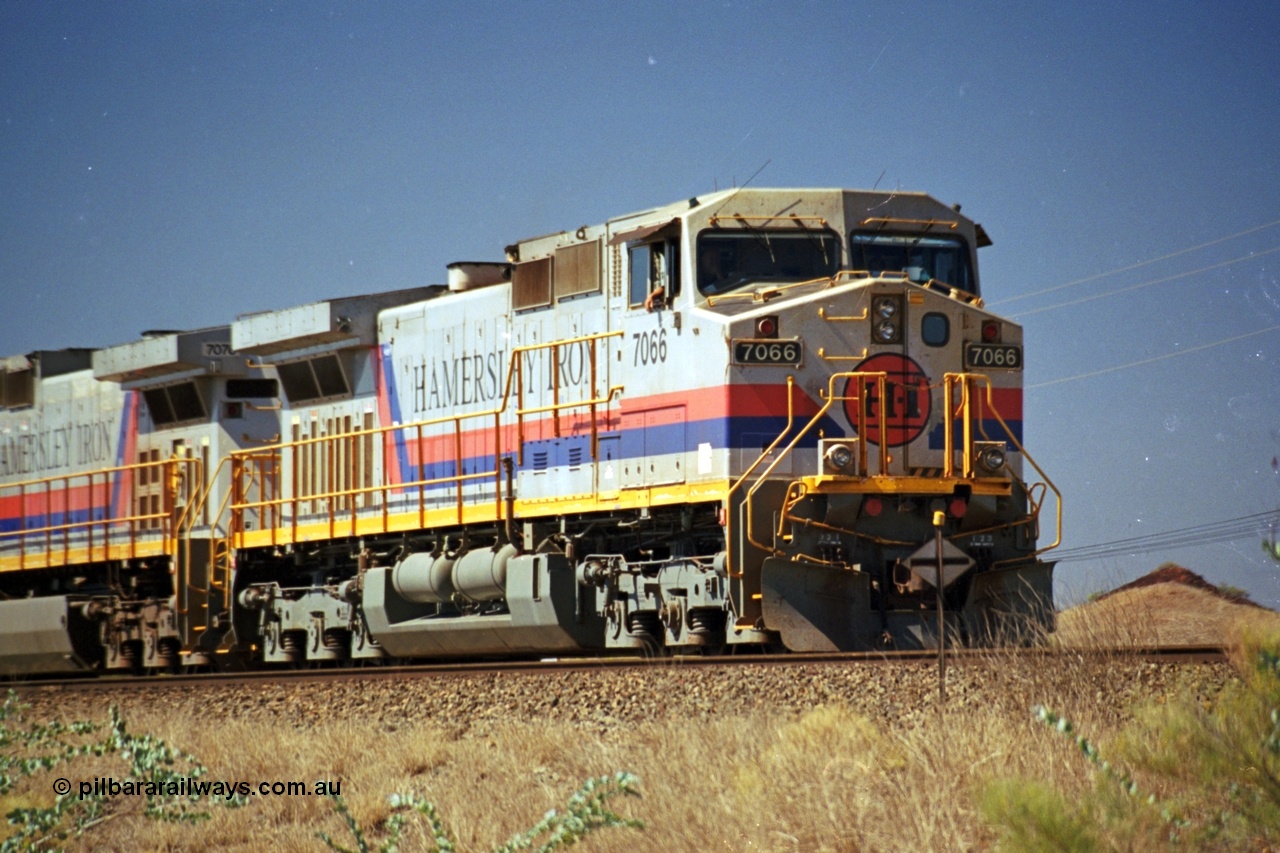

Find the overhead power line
[[1027, 323, 1280, 389], [991, 216, 1280, 307], [1007, 245, 1280, 319], [1050, 510, 1280, 564]]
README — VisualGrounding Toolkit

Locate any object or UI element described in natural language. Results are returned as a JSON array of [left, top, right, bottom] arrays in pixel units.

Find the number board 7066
[[964, 343, 1022, 370], [732, 339, 804, 367]]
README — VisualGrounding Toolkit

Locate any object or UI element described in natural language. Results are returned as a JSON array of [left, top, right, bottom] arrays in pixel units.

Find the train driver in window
[[643, 246, 668, 311], [697, 245, 727, 294]]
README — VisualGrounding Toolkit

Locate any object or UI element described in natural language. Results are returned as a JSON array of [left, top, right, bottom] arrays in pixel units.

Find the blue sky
[[3, 1, 1278, 607]]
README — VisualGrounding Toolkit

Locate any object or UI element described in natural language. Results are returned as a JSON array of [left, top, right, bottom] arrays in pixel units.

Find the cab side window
[[628, 244, 652, 307], [628, 240, 681, 310]]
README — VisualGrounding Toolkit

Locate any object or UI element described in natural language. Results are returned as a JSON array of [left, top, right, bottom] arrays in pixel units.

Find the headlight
[[871, 296, 902, 343]]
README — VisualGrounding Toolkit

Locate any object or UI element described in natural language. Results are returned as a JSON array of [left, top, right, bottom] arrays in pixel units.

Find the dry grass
[[66, 700, 1095, 852], [3, 578, 1275, 852], [1055, 580, 1280, 648]]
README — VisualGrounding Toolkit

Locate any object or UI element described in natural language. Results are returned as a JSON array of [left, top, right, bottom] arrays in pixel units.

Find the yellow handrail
[[742, 372, 889, 560], [0, 456, 199, 570], [173, 454, 233, 623], [723, 376, 796, 579], [729, 369, 1060, 581], [941, 373, 1062, 564], [227, 330, 623, 549]]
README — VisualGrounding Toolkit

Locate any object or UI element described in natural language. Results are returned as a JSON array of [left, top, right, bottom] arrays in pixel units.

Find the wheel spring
[[119, 639, 143, 664], [688, 609, 726, 637], [626, 611, 662, 639], [157, 637, 181, 662], [279, 630, 306, 657], [322, 628, 350, 653]]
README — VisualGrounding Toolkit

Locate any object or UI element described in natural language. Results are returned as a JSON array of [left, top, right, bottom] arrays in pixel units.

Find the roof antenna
[[868, 172, 900, 211], [741, 158, 771, 189], [872, 169, 886, 191], [711, 158, 771, 219]]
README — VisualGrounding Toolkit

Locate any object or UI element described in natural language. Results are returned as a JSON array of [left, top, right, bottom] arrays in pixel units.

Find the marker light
[[982, 321, 1000, 342], [755, 316, 778, 338]]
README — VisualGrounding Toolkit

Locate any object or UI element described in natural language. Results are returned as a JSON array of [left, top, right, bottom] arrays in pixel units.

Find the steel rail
[[9, 644, 1230, 693]]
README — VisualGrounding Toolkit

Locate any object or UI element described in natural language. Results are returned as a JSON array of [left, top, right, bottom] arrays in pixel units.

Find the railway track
[[9, 644, 1229, 693]]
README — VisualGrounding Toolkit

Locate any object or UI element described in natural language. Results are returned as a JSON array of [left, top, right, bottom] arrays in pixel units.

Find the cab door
[[607, 225, 685, 493]]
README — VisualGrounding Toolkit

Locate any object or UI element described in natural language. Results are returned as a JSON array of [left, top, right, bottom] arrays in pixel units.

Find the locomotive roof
[[510, 187, 984, 258], [0, 349, 95, 379], [232, 285, 444, 359], [93, 325, 233, 385]]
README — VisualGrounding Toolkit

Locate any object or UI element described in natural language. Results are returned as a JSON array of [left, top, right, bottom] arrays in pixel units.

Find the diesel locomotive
[[0, 187, 1060, 673]]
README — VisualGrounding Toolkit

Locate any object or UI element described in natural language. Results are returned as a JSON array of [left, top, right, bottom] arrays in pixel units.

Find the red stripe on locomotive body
[[976, 386, 1022, 421], [392, 383, 823, 469], [1, 386, 136, 538]]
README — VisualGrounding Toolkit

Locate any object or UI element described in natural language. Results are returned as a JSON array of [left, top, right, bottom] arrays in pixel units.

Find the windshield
[[695, 231, 841, 296], [849, 232, 976, 294]]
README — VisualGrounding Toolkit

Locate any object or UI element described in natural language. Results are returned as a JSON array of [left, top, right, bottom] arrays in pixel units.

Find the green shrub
[[1112, 634, 1280, 845], [0, 690, 240, 852], [983, 632, 1280, 850], [318, 771, 643, 853], [980, 778, 1098, 853]]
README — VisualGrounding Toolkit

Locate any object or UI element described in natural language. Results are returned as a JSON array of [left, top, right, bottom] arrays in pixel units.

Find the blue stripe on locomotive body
[[0, 508, 110, 533], [389, 413, 833, 488], [0, 364, 130, 546], [377, 343, 413, 484]]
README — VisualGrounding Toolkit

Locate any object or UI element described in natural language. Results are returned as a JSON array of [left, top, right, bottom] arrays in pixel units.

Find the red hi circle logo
[[842, 354, 932, 447]]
